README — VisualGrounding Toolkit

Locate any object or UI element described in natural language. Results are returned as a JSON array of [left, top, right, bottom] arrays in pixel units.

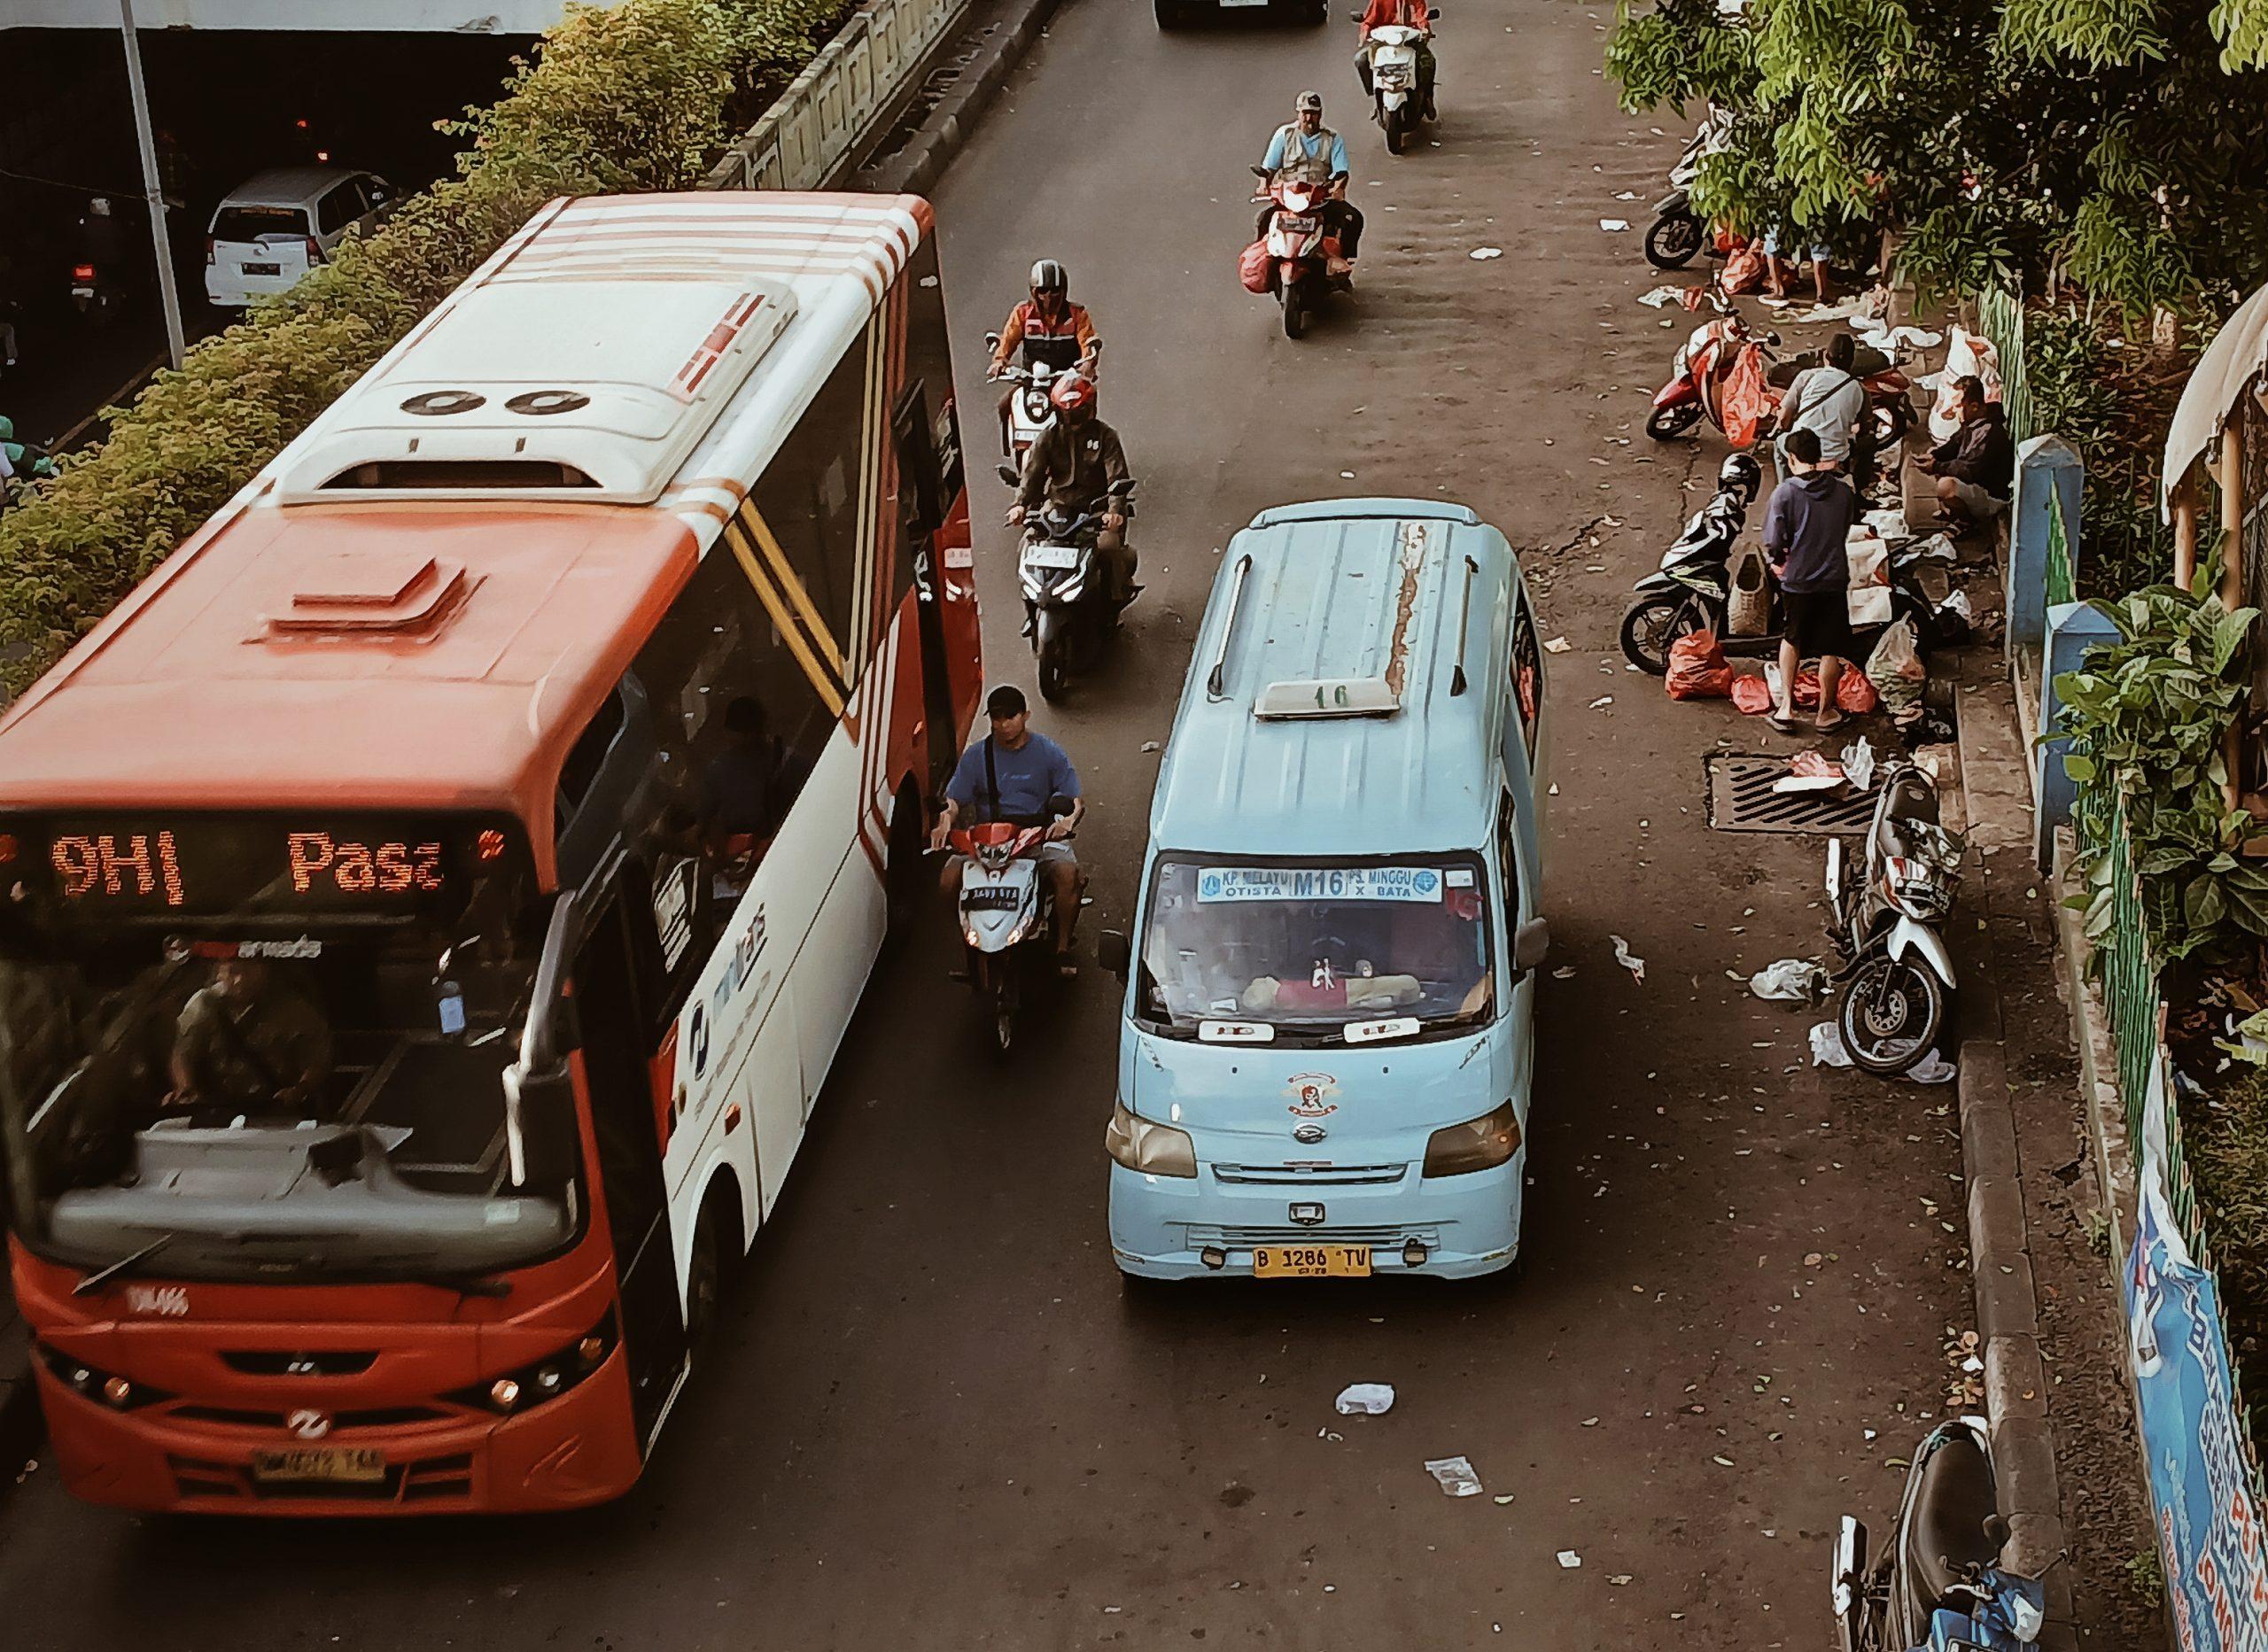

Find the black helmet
[[1719, 452, 1761, 503], [1029, 259, 1068, 299]]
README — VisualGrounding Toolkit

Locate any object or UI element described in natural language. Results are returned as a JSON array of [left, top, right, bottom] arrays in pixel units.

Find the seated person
[[167, 957, 333, 1116], [697, 694, 810, 861]]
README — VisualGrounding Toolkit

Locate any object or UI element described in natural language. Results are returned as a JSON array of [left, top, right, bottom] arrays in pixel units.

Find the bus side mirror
[[1098, 929, 1130, 980], [1513, 917, 1550, 973], [504, 891, 583, 1191]]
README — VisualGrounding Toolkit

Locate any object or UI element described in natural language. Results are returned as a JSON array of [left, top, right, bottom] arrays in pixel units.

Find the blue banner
[[2126, 1183, 2268, 1652]]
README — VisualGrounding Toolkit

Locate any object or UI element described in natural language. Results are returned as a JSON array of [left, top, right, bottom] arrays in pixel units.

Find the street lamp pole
[[117, 0, 186, 370]]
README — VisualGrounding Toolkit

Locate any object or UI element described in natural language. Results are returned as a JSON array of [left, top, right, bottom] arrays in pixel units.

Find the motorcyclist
[[930, 684, 1087, 975], [987, 260, 1098, 423], [1008, 374, 1136, 609], [1254, 91, 1363, 275], [1354, 0, 1436, 120]]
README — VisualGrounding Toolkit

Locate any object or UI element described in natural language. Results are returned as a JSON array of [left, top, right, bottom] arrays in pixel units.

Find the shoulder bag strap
[[984, 735, 1000, 823]]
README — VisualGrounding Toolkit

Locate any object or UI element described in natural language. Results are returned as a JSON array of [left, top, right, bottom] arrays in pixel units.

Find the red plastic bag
[[1721, 346, 1773, 449], [1720, 244, 1767, 294], [1666, 630, 1733, 699], [1239, 240, 1271, 295], [1730, 666, 1881, 715]]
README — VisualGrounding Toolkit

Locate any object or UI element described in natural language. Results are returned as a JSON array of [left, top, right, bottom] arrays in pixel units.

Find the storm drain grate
[[1706, 754, 1876, 835]]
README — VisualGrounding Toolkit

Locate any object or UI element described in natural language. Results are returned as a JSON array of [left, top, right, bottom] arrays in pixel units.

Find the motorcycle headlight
[[1422, 1101, 1522, 1178], [1882, 856, 1953, 921], [1023, 391, 1049, 421], [1106, 1099, 1197, 1178]]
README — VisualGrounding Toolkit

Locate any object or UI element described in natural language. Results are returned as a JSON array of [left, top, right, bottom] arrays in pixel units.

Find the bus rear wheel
[[686, 1183, 742, 1352]]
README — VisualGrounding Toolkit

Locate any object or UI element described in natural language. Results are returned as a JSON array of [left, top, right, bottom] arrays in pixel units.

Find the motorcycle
[[1832, 1418, 2046, 1652], [1618, 461, 1937, 674], [996, 465, 1138, 702], [1644, 280, 1913, 449], [1826, 762, 1961, 1077], [0, 416, 56, 513], [944, 796, 1076, 1056], [984, 331, 1103, 465], [1248, 167, 1352, 340], [1645, 105, 1733, 270], [1355, 11, 1439, 154]]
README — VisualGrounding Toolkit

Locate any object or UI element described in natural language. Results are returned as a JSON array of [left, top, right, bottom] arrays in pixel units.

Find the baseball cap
[[1296, 89, 1324, 111], [985, 684, 1028, 718]]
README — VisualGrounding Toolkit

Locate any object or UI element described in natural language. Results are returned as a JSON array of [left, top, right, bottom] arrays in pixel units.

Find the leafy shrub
[[0, 0, 846, 695]]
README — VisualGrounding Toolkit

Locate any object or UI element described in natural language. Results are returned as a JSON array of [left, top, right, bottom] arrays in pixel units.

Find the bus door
[[573, 879, 687, 1449], [893, 381, 959, 793]]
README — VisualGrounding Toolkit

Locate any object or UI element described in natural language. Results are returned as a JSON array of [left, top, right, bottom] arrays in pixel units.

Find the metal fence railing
[[703, 0, 968, 191]]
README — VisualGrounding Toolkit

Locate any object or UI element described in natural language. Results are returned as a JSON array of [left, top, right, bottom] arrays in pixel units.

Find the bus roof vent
[[264, 552, 471, 639], [276, 278, 798, 506], [1253, 677, 1402, 720]]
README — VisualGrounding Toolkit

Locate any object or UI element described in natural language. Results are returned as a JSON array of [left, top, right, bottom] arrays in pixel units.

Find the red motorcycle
[[1243, 167, 1352, 340], [1646, 282, 1913, 450]]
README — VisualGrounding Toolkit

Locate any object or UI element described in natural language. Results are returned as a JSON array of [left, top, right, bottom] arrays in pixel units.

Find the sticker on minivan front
[[1197, 866, 1444, 904]]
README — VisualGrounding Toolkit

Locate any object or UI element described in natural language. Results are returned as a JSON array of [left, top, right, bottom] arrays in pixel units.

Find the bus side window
[[892, 382, 944, 548], [745, 336, 868, 657]]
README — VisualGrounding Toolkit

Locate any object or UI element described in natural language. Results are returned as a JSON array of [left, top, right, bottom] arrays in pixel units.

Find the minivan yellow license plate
[[1253, 1244, 1372, 1278], [252, 1447, 385, 1485]]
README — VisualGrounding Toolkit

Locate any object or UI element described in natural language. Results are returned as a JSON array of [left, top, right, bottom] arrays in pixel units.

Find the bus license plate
[[252, 1447, 386, 1484], [1253, 1244, 1371, 1278]]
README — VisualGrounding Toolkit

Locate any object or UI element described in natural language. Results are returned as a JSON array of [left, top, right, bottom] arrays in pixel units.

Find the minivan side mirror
[[1099, 929, 1130, 980], [1512, 916, 1550, 973]]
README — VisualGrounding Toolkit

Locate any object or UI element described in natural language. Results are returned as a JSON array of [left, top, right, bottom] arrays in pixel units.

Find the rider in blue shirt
[[1254, 92, 1363, 267], [931, 684, 1088, 973]]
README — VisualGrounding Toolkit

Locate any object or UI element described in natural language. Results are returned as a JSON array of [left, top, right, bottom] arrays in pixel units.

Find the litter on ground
[[1750, 958, 1829, 1003], [1335, 1383, 1396, 1416], [1610, 935, 1646, 983], [1470, 246, 1505, 260], [1425, 1456, 1484, 1497], [1598, 219, 1629, 232]]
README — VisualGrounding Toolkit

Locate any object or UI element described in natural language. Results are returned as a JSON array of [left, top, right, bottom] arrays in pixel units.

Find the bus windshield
[[0, 813, 573, 1284], [1135, 855, 1495, 1043]]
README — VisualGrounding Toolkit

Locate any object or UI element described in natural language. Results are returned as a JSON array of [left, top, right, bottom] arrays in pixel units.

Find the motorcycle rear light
[[72, 263, 95, 283], [203, 237, 215, 266], [304, 236, 324, 265]]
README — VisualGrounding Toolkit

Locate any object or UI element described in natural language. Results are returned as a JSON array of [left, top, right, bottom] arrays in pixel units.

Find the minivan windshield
[[0, 813, 573, 1284], [1136, 854, 1495, 1043]]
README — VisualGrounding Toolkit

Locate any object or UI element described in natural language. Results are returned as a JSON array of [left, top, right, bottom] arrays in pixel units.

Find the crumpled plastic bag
[[1336, 1383, 1396, 1415], [1425, 1455, 1484, 1497], [1841, 734, 1878, 791], [1751, 958, 1829, 1003], [1239, 240, 1273, 295], [1731, 667, 1879, 717], [1722, 346, 1773, 448], [1865, 617, 1925, 718], [1666, 630, 1734, 700], [1930, 327, 2001, 441], [1810, 1022, 1853, 1067]]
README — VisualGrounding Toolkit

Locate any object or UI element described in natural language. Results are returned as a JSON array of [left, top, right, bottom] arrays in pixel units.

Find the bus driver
[[167, 957, 334, 1116]]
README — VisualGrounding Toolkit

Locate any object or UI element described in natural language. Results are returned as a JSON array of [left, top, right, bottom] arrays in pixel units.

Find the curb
[[865, 0, 1067, 197], [1948, 657, 2078, 1647]]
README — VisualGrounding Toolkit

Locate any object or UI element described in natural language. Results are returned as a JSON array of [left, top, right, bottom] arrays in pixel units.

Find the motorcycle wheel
[[1385, 105, 1409, 155], [1153, 0, 1184, 27], [1645, 402, 1703, 441], [990, 966, 1021, 1059], [1872, 394, 1913, 449], [1619, 593, 1700, 675], [1036, 608, 1070, 702], [1281, 281, 1308, 340], [1837, 956, 1946, 1077], [1644, 212, 1704, 270]]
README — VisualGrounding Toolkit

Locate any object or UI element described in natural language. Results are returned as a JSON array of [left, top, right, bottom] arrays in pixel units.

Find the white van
[[204, 167, 394, 308]]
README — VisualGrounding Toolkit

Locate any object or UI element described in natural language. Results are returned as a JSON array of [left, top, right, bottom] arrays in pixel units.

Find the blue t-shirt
[[1262, 126, 1351, 180], [947, 732, 1081, 824]]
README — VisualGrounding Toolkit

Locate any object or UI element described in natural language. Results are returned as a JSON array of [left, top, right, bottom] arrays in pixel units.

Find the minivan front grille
[[1187, 1224, 1442, 1248], [1213, 1162, 1408, 1186]]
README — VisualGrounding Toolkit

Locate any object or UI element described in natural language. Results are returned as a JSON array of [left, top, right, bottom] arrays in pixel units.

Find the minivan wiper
[[74, 1232, 175, 1296]]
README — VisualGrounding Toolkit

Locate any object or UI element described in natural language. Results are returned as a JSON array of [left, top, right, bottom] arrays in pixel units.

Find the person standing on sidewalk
[[1763, 426, 1858, 734], [1776, 332, 1868, 480]]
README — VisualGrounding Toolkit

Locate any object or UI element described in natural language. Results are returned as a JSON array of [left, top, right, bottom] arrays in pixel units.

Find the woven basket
[[1727, 542, 1772, 637]]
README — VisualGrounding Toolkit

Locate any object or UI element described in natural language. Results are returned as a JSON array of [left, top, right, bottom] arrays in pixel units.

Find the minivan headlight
[[1106, 1099, 1196, 1178], [1423, 1101, 1522, 1178]]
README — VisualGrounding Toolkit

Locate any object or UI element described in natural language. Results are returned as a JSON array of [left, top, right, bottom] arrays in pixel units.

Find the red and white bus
[[0, 192, 981, 1512]]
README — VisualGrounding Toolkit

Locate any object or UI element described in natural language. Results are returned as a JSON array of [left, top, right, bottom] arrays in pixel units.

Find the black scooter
[[997, 466, 1138, 702]]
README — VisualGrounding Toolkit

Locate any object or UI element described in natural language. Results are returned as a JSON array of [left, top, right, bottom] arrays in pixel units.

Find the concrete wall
[[11, 0, 597, 30]]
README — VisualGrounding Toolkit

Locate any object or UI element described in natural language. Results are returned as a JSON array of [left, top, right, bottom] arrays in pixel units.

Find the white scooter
[[1826, 763, 1961, 1076], [944, 796, 1076, 1057], [984, 333, 1103, 466], [1356, 11, 1440, 154]]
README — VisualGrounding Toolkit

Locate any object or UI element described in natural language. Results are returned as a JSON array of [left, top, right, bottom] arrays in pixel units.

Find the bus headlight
[[1106, 1099, 1196, 1178], [447, 1308, 617, 1415], [1422, 1101, 1522, 1178], [36, 1344, 173, 1410]]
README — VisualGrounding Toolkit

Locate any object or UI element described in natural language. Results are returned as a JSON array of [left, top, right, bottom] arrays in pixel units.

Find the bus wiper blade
[[74, 1232, 175, 1296], [413, 1272, 512, 1299]]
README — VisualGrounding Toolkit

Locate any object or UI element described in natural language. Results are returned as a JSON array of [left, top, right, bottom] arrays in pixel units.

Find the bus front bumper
[[1107, 1155, 1523, 1282], [33, 1344, 644, 1515]]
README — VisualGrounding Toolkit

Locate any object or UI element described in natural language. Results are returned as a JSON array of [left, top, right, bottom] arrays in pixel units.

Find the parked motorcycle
[[944, 798, 1076, 1056], [1826, 762, 1961, 1076], [1645, 105, 1733, 270], [1618, 454, 1935, 673], [984, 332, 1103, 464], [0, 416, 56, 512], [1832, 1418, 2046, 1652], [997, 465, 1138, 701], [1247, 167, 1352, 339], [1645, 280, 1912, 448], [1355, 10, 1439, 154]]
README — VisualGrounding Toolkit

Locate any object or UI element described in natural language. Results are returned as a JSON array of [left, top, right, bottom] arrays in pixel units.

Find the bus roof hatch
[[276, 276, 798, 506]]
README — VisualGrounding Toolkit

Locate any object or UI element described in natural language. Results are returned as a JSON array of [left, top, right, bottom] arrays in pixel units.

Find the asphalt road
[[0, 2, 1973, 1645]]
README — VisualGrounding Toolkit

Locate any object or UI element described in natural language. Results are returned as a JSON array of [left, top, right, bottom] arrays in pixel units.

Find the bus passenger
[[697, 695, 810, 859], [167, 958, 333, 1115]]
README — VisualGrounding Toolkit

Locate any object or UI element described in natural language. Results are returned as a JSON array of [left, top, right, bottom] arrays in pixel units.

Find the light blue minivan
[[1098, 500, 1550, 1282]]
